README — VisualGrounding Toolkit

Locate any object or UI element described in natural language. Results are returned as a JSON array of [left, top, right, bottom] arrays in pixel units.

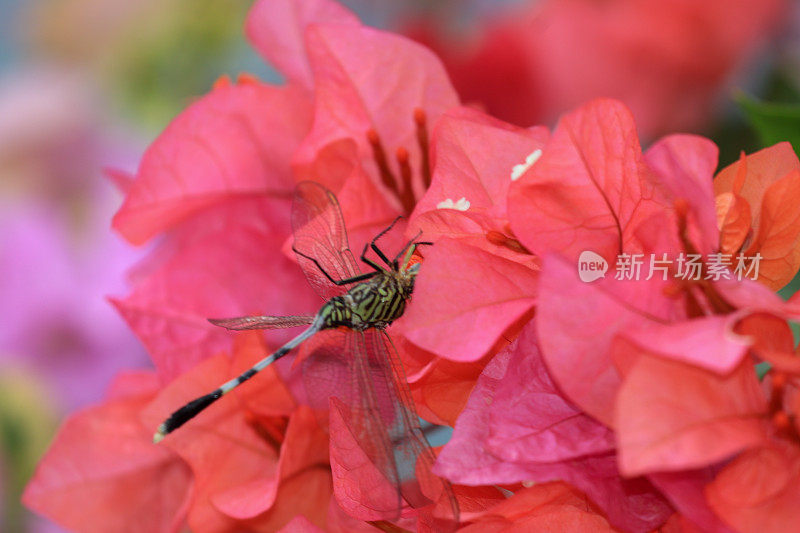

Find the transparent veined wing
[[292, 181, 360, 299], [208, 315, 314, 330], [302, 328, 403, 519], [363, 330, 459, 531], [302, 328, 458, 527], [298, 328, 354, 419]]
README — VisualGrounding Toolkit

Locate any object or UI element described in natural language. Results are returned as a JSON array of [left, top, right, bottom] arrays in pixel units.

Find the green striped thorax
[[320, 262, 419, 331]]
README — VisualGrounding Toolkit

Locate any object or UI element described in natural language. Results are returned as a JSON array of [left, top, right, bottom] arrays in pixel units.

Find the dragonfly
[[153, 181, 458, 529]]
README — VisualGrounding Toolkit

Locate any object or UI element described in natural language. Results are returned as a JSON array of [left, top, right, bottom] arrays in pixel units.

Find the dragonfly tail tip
[[153, 425, 167, 444]]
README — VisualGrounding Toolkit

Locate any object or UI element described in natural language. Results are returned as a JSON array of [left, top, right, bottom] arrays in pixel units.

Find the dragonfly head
[[395, 238, 428, 298], [396, 258, 421, 298]]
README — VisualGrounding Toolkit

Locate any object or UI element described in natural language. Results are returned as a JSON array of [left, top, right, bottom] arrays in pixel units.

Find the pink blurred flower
[[400, 0, 787, 136], [0, 67, 147, 411], [0, 66, 148, 533]]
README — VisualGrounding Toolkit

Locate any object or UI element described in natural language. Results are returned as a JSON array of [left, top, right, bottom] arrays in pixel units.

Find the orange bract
[[714, 143, 800, 290]]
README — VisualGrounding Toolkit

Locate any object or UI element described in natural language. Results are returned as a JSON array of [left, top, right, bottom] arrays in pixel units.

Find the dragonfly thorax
[[319, 272, 413, 331]]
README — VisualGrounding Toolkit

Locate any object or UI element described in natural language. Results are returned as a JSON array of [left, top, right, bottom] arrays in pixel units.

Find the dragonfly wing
[[302, 329, 403, 520], [364, 330, 460, 529], [300, 328, 354, 416], [309, 329, 459, 526], [292, 181, 360, 299], [208, 315, 315, 330]]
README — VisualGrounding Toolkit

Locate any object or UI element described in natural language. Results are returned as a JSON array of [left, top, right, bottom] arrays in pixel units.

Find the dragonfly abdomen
[[319, 296, 355, 328]]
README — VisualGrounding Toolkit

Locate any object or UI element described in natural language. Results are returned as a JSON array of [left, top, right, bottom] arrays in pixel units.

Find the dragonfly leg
[[365, 216, 403, 267], [393, 231, 432, 269], [359, 249, 387, 273], [292, 246, 378, 286]]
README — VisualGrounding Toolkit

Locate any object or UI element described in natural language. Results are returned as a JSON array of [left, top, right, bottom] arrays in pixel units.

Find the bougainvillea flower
[[251, 0, 462, 243], [645, 137, 800, 291], [401, 106, 546, 359], [615, 352, 767, 476], [245, 0, 360, 91], [507, 94, 793, 409], [713, 142, 800, 290], [534, 246, 800, 531], [435, 321, 672, 532], [144, 332, 331, 531], [517, 95, 800, 530], [400, 238, 539, 364], [25, 333, 335, 532], [23, 371, 193, 532], [536, 251, 785, 431], [393, 107, 547, 419], [409, 106, 547, 261], [293, 22, 458, 197], [108, 72, 322, 381], [643, 134, 720, 255], [700, 314, 800, 532], [508, 98, 671, 265], [457, 482, 616, 532], [112, 79, 311, 245], [706, 441, 800, 532], [535, 254, 679, 425], [115, 0, 457, 246], [112, 196, 319, 380], [400, 0, 787, 137], [111, 0, 465, 381]]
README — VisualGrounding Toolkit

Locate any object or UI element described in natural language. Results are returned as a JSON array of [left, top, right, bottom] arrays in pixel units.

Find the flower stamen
[[396, 147, 416, 214], [367, 128, 396, 194], [414, 108, 431, 189], [366, 111, 433, 215], [764, 370, 800, 443], [672, 198, 736, 316], [244, 411, 287, 453], [486, 229, 531, 255]]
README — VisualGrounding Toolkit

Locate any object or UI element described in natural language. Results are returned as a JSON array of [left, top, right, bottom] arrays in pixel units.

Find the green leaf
[[736, 92, 800, 157], [755, 361, 772, 380]]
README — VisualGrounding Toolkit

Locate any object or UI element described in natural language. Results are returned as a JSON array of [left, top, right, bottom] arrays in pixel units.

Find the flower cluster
[[23, 0, 800, 531]]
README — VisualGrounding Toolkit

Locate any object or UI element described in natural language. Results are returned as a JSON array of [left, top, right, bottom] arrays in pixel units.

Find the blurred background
[[2, 0, 800, 531]]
